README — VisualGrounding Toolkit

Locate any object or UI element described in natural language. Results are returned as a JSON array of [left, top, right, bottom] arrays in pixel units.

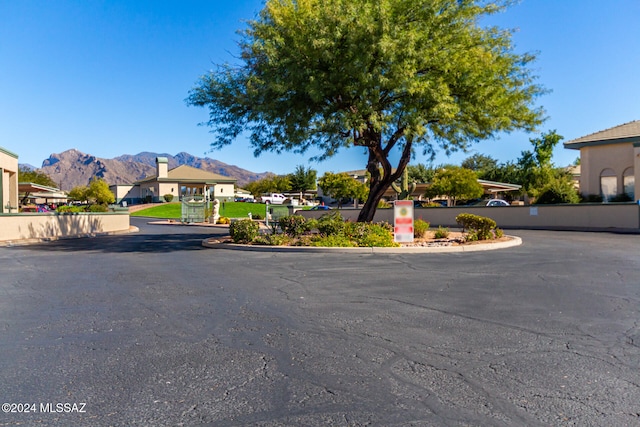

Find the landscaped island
[[227, 211, 504, 248]]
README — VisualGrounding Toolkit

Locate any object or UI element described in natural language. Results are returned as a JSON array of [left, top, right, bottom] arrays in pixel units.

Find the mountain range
[[26, 149, 271, 191]]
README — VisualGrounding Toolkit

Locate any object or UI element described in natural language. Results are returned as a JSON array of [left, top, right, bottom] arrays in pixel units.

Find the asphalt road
[[1, 218, 639, 426]]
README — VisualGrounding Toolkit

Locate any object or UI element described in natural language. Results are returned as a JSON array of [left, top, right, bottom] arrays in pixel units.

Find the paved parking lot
[[1, 218, 639, 426]]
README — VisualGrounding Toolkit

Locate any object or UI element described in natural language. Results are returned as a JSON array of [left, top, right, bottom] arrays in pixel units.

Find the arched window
[[623, 168, 635, 199], [600, 168, 617, 202]]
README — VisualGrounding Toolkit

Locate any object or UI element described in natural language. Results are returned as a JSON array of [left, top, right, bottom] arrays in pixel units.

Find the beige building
[[111, 157, 236, 204], [564, 120, 639, 202], [0, 147, 19, 213]]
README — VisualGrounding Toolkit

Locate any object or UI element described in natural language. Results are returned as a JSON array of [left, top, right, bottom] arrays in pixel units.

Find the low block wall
[[0, 212, 131, 244], [299, 203, 640, 232]]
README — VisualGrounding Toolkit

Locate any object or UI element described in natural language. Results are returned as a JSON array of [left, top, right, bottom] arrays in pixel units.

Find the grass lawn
[[130, 203, 181, 218], [130, 202, 271, 219]]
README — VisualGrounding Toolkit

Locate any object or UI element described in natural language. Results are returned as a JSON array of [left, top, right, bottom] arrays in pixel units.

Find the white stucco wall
[[0, 212, 131, 244], [299, 204, 640, 231], [0, 147, 19, 213], [580, 143, 635, 199]]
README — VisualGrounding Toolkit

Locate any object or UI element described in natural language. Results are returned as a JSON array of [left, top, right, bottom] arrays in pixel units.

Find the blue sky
[[1, 0, 639, 175]]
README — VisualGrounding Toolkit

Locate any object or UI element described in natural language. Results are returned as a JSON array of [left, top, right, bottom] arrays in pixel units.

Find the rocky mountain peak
[[35, 149, 269, 191]]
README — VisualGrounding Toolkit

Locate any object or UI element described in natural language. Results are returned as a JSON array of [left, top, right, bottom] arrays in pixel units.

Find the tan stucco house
[[564, 120, 639, 202], [110, 157, 236, 204], [0, 147, 19, 213]]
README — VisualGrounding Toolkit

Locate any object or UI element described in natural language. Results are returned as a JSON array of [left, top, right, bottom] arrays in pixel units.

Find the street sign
[[394, 200, 414, 243]]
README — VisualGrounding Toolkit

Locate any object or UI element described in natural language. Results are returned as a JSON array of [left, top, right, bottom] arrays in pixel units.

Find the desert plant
[[391, 168, 417, 200], [414, 219, 430, 238], [229, 219, 259, 243], [163, 194, 174, 202], [434, 226, 450, 239]]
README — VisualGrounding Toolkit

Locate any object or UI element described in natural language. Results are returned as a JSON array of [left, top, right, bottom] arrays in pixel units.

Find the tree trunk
[[355, 129, 413, 222], [357, 179, 392, 222]]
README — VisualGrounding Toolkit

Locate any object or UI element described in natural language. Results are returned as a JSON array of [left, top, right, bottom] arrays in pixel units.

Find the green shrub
[[414, 219, 430, 238], [252, 213, 264, 220], [229, 219, 259, 243], [344, 221, 369, 242], [163, 194, 174, 202], [434, 226, 450, 239], [88, 204, 109, 212], [535, 179, 580, 204], [254, 234, 292, 246], [455, 213, 497, 240], [356, 223, 398, 247], [338, 222, 398, 247], [580, 193, 603, 203], [317, 211, 345, 236], [305, 218, 319, 232], [609, 193, 633, 202], [310, 234, 357, 247], [377, 200, 392, 209], [56, 205, 84, 213], [279, 215, 310, 237]]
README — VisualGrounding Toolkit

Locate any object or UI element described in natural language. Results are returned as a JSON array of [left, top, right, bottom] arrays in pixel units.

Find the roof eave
[[564, 135, 640, 150]]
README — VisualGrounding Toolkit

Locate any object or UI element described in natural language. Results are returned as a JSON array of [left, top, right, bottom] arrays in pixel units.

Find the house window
[[623, 168, 634, 199], [600, 168, 617, 201]]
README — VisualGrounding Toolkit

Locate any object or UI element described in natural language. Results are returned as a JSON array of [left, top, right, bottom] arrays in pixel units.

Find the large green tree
[[68, 179, 115, 206], [461, 154, 499, 176], [288, 165, 317, 201], [424, 166, 484, 206], [187, 0, 545, 221], [244, 174, 291, 196], [318, 172, 368, 207], [516, 130, 579, 203]]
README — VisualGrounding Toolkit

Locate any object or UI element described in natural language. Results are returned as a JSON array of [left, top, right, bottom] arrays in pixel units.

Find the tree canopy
[[288, 165, 317, 199], [318, 172, 369, 207], [244, 174, 291, 196], [18, 167, 57, 187], [68, 178, 115, 206], [187, 0, 545, 221], [424, 166, 484, 206]]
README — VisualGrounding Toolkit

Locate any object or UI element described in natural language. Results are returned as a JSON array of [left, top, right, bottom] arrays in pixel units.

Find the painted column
[[634, 143, 640, 202]]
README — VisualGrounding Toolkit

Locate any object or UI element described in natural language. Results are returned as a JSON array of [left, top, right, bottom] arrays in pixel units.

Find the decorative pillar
[[634, 143, 640, 202]]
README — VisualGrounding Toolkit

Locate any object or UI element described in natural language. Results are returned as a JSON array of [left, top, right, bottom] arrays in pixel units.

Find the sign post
[[393, 200, 414, 243]]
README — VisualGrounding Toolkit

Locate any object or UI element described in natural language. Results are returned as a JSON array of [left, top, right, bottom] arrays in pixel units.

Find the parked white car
[[258, 193, 286, 204], [485, 199, 510, 207]]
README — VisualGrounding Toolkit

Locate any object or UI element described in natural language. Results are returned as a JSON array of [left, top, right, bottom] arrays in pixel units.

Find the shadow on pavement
[[8, 232, 215, 254]]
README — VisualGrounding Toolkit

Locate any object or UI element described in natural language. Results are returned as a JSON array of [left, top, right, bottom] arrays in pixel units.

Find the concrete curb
[[0, 225, 139, 247], [201, 235, 522, 253]]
